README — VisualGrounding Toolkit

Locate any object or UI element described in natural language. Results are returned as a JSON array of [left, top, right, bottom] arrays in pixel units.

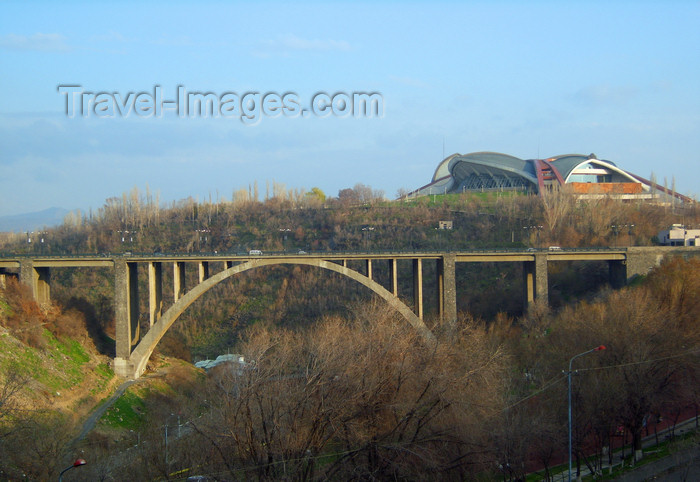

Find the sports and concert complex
[[410, 152, 690, 202]]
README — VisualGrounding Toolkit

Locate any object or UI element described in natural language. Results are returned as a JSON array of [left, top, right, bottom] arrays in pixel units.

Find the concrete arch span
[[128, 258, 434, 378]]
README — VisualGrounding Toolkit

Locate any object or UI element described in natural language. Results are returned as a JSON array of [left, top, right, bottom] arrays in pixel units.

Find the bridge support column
[[390, 258, 398, 296], [0, 269, 18, 290], [225, 260, 234, 269], [523, 261, 535, 309], [523, 254, 548, 311], [608, 260, 627, 289], [19, 260, 51, 304], [36, 267, 50, 304], [198, 261, 210, 283], [148, 262, 163, 327], [413, 258, 423, 319], [114, 260, 139, 378], [366, 259, 373, 280], [438, 255, 457, 323], [173, 262, 186, 301]]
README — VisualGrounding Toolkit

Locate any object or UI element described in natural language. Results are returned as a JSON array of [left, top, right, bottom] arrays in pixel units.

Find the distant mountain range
[[0, 207, 70, 233]]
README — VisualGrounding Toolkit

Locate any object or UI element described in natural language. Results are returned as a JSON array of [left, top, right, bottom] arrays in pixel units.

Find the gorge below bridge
[[1, 246, 697, 379]]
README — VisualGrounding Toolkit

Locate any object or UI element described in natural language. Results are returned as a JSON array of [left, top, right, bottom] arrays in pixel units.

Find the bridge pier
[[390, 259, 398, 296], [0, 268, 19, 289], [19, 260, 51, 305], [114, 260, 139, 378], [0, 267, 10, 289], [522, 254, 548, 311], [608, 260, 627, 289], [438, 255, 457, 323], [413, 258, 423, 319], [173, 262, 186, 301], [149, 262, 163, 327], [366, 259, 373, 280], [198, 261, 210, 283]]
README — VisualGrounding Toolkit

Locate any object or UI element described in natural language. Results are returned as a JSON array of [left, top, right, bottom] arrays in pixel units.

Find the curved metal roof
[[562, 158, 642, 185], [546, 154, 619, 180], [454, 151, 529, 171], [546, 154, 591, 181], [413, 151, 671, 199], [431, 153, 460, 182], [448, 152, 538, 187]]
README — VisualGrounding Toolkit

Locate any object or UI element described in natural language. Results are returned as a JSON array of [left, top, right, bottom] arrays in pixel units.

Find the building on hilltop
[[657, 224, 700, 246], [409, 151, 692, 203]]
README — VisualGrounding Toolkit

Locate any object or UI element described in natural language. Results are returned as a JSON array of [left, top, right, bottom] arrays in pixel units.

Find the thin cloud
[[253, 34, 351, 57], [90, 31, 133, 43], [153, 35, 195, 47], [572, 84, 637, 107], [0, 33, 71, 52], [389, 76, 429, 89]]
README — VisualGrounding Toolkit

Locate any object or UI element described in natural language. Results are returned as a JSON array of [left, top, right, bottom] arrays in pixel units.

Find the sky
[[1, 0, 699, 217]]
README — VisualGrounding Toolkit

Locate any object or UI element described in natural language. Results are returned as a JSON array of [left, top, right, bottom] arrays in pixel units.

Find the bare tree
[[173, 305, 507, 480]]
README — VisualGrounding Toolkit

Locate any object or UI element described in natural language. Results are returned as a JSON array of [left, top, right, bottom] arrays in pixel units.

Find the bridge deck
[[0, 248, 629, 267]]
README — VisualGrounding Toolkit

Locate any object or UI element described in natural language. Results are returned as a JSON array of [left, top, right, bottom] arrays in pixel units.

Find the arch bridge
[[1, 247, 693, 379]]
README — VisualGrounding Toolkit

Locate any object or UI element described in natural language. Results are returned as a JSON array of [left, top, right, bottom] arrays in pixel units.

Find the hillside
[[3, 187, 697, 256], [0, 280, 114, 478], [2, 188, 698, 362], [1, 257, 696, 480], [0, 190, 699, 480], [0, 280, 112, 406], [0, 279, 202, 479]]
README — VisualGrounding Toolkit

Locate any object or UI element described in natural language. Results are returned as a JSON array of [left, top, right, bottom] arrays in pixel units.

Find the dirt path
[[65, 360, 177, 450], [66, 378, 140, 449]]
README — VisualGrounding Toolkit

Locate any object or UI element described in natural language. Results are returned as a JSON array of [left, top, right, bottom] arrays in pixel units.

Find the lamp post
[[627, 224, 635, 247], [196, 229, 210, 252], [361, 226, 374, 251], [523, 225, 543, 248], [568, 345, 606, 482], [58, 458, 86, 481], [278, 228, 291, 251], [164, 412, 182, 467], [611, 224, 635, 247]]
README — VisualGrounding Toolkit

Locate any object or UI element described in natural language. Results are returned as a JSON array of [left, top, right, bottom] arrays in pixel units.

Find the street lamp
[[278, 228, 291, 251], [196, 229, 210, 251], [37, 231, 47, 254], [361, 226, 374, 250], [59, 458, 86, 481], [164, 412, 182, 467], [568, 345, 606, 482], [611, 224, 634, 248], [523, 225, 543, 248], [117, 230, 137, 244]]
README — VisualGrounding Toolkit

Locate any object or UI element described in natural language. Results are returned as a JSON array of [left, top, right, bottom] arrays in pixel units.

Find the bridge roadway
[[1, 247, 696, 379]]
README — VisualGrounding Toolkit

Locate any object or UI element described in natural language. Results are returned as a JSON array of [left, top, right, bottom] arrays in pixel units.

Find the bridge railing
[[0, 246, 627, 260]]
